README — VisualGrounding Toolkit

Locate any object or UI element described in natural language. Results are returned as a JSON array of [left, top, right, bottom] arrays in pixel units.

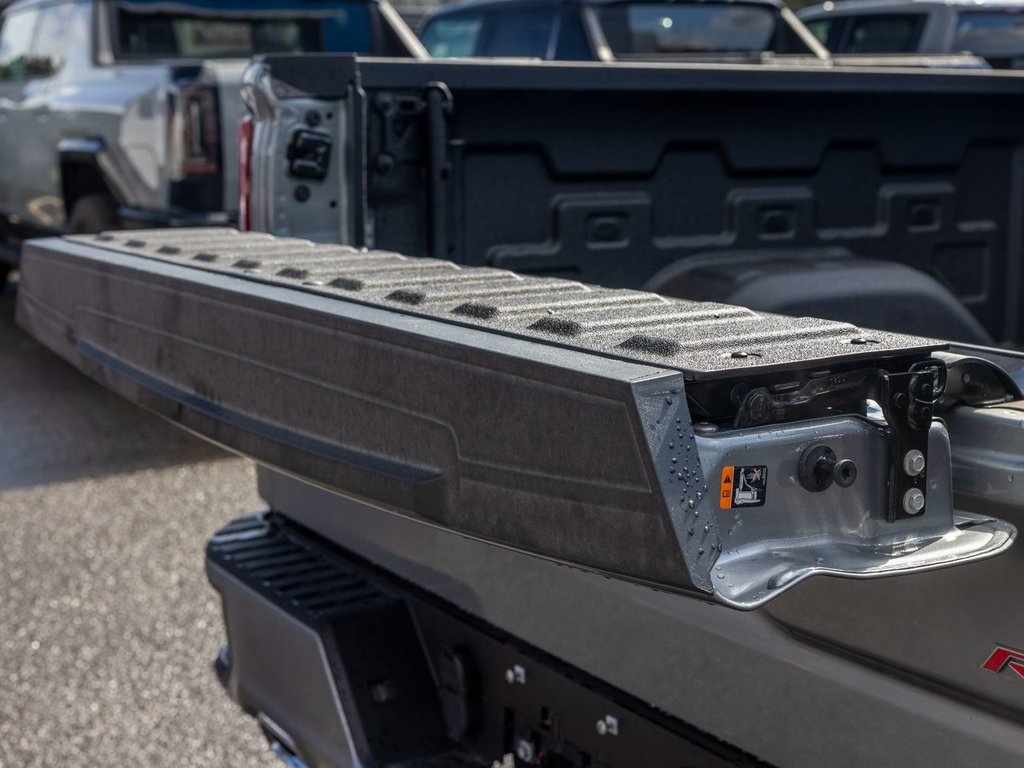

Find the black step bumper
[[207, 512, 761, 768]]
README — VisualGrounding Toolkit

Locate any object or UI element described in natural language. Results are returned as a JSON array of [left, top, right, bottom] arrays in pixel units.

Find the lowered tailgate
[[15, 229, 1014, 609]]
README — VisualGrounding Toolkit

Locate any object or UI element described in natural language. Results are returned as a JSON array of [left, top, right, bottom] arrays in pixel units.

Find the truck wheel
[[66, 194, 119, 235]]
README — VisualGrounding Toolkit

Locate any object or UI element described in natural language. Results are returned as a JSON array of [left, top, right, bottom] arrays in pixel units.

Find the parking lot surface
[[0, 282, 277, 767]]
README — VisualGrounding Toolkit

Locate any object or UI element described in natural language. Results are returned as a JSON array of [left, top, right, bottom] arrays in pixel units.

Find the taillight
[[180, 84, 220, 176], [238, 113, 254, 231]]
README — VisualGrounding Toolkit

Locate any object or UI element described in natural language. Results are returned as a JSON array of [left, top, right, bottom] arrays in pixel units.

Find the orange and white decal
[[719, 466, 734, 510]]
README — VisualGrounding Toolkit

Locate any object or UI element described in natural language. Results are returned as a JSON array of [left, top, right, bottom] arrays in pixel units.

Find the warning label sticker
[[720, 465, 768, 509]]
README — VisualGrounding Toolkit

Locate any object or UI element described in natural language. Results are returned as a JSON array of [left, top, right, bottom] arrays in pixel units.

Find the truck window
[[31, 3, 73, 77], [0, 8, 39, 80], [842, 14, 925, 53], [419, 12, 485, 57], [597, 3, 776, 54], [804, 17, 838, 47], [114, 0, 373, 59], [481, 6, 556, 58], [553, 10, 592, 59], [955, 10, 1024, 61], [805, 18, 828, 45]]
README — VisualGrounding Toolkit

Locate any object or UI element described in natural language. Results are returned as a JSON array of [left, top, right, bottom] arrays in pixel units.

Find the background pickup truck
[[415, 0, 987, 66], [0, 0, 424, 287], [799, 0, 1024, 68], [242, 54, 1024, 347], [418, 0, 827, 62]]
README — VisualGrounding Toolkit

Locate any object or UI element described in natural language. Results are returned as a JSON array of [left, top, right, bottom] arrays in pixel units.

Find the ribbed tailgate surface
[[73, 229, 942, 379]]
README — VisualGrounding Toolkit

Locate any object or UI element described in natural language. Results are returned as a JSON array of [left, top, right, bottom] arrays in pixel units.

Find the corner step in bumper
[[207, 513, 764, 768]]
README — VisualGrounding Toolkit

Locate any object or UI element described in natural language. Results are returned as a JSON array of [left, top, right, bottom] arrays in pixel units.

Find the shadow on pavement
[[0, 280, 229, 492]]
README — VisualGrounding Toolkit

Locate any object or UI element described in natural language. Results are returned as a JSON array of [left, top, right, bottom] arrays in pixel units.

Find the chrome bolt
[[596, 715, 619, 736], [903, 450, 926, 477], [505, 664, 526, 684], [903, 488, 925, 515], [515, 739, 535, 763]]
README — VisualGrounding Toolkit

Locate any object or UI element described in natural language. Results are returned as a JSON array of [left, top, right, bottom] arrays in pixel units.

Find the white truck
[[0, 0, 424, 286]]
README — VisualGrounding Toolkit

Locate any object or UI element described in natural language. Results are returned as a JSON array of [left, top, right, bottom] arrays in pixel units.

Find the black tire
[[66, 194, 119, 235]]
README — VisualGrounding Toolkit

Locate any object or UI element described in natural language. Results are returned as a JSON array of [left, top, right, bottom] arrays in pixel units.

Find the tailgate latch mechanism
[[879, 359, 946, 521]]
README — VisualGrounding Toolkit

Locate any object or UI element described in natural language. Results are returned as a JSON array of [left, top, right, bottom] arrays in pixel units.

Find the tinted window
[[482, 6, 555, 57], [804, 18, 833, 46], [115, 0, 372, 58], [842, 14, 925, 53], [598, 3, 777, 54], [955, 10, 1024, 58], [554, 10, 592, 59], [420, 12, 484, 57], [0, 8, 39, 80], [32, 3, 73, 76]]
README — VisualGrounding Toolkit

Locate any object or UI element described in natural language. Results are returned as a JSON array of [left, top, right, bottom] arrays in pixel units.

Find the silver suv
[[799, 0, 1024, 67], [0, 0, 423, 286]]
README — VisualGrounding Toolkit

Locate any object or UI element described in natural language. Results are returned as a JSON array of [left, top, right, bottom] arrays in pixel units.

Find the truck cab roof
[[801, 0, 1024, 15]]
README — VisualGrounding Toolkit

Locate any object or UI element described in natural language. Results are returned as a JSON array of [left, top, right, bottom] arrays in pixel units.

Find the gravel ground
[[0, 279, 278, 767]]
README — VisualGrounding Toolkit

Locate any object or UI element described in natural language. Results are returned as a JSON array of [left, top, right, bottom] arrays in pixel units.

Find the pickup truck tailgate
[[15, 229, 1013, 608]]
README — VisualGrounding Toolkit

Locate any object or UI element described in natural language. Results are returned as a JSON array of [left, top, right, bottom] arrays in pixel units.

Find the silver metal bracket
[[878, 360, 945, 522]]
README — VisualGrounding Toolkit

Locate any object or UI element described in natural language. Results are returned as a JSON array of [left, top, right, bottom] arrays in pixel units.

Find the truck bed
[[248, 55, 1024, 346]]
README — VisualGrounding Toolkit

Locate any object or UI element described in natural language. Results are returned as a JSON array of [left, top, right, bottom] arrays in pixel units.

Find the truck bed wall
[[264, 57, 1024, 346]]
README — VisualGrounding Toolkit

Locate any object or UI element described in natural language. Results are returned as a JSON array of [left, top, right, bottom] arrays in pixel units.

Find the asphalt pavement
[[0, 278, 278, 767]]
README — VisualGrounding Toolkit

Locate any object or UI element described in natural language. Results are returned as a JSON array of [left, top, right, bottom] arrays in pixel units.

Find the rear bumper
[[207, 511, 752, 768]]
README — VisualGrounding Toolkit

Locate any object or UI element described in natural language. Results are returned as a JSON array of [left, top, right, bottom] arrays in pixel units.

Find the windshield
[[955, 9, 1024, 58], [114, 0, 373, 59], [596, 3, 777, 54]]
